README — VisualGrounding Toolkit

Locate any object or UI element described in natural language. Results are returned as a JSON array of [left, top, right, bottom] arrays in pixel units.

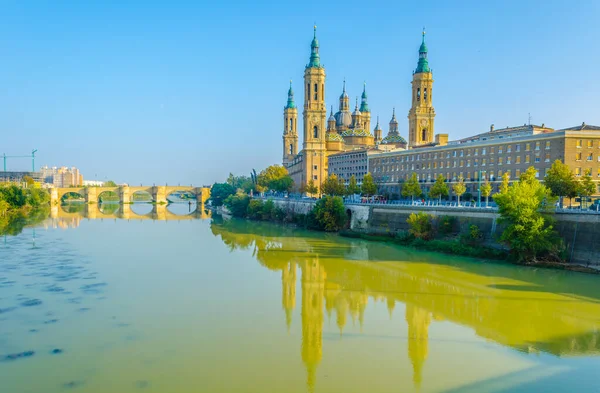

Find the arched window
[[422, 128, 427, 141], [289, 144, 293, 155], [313, 126, 318, 139], [307, 83, 310, 99], [424, 88, 428, 101], [289, 118, 293, 130], [417, 88, 421, 101], [314, 83, 318, 100]]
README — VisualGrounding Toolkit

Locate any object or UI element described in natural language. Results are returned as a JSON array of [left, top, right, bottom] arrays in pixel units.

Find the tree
[[480, 180, 492, 207], [210, 182, 236, 206], [493, 166, 561, 263], [452, 176, 466, 205], [104, 180, 117, 187], [500, 172, 510, 194], [361, 173, 377, 198], [429, 174, 449, 204], [578, 170, 596, 209], [22, 176, 35, 187], [402, 173, 422, 202], [305, 179, 318, 196], [227, 173, 254, 193], [313, 196, 347, 231], [257, 165, 293, 193], [223, 192, 250, 217], [544, 160, 576, 208], [346, 175, 360, 196], [407, 212, 434, 240], [321, 174, 345, 196]]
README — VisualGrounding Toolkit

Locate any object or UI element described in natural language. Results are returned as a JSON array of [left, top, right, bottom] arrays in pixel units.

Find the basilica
[[283, 27, 438, 190]]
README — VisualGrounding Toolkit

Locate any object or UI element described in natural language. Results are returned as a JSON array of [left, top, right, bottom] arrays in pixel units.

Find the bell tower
[[408, 29, 436, 147], [283, 80, 298, 166], [302, 25, 327, 190]]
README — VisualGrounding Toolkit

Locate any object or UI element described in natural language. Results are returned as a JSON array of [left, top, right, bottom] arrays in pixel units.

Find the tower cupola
[[359, 82, 370, 113], [415, 29, 430, 74], [286, 80, 296, 109], [307, 25, 321, 68]]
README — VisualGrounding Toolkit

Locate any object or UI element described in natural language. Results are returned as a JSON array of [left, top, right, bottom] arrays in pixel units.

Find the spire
[[360, 81, 370, 112], [355, 97, 359, 111], [415, 28, 430, 74], [391, 108, 397, 123], [339, 78, 348, 99], [286, 80, 296, 109], [375, 116, 381, 130], [307, 25, 321, 68]]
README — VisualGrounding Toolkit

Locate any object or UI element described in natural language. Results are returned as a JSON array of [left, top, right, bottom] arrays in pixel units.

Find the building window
[[525, 155, 530, 164], [460, 160, 464, 167], [507, 156, 511, 165], [417, 87, 421, 101], [467, 149, 471, 156], [587, 153, 593, 161], [507, 145, 512, 153], [516, 169, 521, 177], [588, 140, 594, 148], [313, 175, 318, 180], [460, 150, 464, 157], [506, 170, 511, 178], [498, 146, 503, 154], [474, 159, 478, 167], [467, 160, 471, 167], [577, 139, 582, 148], [313, 126, 318, 139], [490, 147, 495, 155], [525, 143, 531, 152], [535, 156, 540, 163], [516, 156, 521, 164], [313, 165, 318, 170], [475, 149, 479, 156], [535, 142, 540, 150], [576, 152, 582, 161], [498, 170, 502, 177], [515, 144, 521, 152], [498, 157, 503, 165], [490, 157, 495, 164], [453, 151, 457, 157], [289, 144, 293, 155], [575, 167, 582, 177], [546, 141, 551, 149]]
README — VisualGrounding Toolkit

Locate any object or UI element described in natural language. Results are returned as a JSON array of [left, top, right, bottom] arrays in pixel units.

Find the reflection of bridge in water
[[50, 185, 210, 205], [210, 219, 600, 393], [50, 202, 211, 222]]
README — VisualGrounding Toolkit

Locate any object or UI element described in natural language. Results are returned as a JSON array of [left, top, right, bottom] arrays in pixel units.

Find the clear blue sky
[[1, 0, 599, 185]]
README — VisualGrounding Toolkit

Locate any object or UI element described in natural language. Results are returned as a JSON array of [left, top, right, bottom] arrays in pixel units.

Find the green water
[[1, 208, 599, 392]]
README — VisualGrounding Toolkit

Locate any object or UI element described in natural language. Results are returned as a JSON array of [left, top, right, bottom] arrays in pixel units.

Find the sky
[[1, 0, 599, 185]]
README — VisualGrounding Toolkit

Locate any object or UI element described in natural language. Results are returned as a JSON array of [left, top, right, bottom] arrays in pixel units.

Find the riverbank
[[213, 196, 600, 274]]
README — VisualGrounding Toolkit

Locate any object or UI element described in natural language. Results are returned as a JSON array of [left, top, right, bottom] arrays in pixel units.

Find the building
[[0, 171, 43, 184], [40, 166, 84, 187], [283, 27, 428, 192], [82, 180, 104, 187], [368, 123, 600, 200]]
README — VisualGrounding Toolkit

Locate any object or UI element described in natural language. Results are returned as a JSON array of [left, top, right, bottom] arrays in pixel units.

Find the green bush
[[246, 199, 264, 219], [224, 193, 250, 218], [261, 199, 275, 220], [313, 196, 347, 232], [407, 212, 435, 240], [395, 231, 415, 245]]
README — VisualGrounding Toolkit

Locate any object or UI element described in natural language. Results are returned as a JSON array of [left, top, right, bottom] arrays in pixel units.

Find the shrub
[[246, 199, 264, 219], [407, 212, 434, 240], [313, 196, 347, 232], [261, 199, 275, 220], [224, 193, 250, 218], [395, 231, 415, 245]]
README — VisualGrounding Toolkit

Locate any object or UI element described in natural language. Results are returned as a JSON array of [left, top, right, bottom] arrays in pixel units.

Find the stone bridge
[[50, 202, 211, 221], [50, 186, 210, 205]]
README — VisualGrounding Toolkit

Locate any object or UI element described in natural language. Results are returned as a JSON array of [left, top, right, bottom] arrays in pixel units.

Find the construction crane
[[2, 149, 38, 172]]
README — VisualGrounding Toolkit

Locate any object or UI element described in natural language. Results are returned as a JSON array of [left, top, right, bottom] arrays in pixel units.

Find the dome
[[341, 128, 372, 137], [352, 107, 361, 117], [326, 132, 344, 142], [335, 111, 353, 127], [381, 134, 407, 145]]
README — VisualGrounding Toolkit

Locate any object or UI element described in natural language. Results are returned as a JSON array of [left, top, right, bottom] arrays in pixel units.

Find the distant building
[[40, 166, 84, 187], [0, 171, 43, 184], [83, 180, 104, 187]]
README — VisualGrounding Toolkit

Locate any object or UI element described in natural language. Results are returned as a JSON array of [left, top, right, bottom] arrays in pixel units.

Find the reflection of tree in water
[[0, 206, 50, 236], [98, 203, 120, 215], [209, 218, 600, 392]]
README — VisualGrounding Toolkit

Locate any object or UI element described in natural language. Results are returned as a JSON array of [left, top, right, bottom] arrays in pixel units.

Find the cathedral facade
[[283, 27, 435, 191]]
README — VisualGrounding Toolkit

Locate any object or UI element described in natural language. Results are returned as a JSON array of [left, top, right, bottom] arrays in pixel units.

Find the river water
[[1, 204, 599, 393]]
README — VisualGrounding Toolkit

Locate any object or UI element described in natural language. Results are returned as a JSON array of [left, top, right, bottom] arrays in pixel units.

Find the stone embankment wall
[[269, 199, 600, 267]]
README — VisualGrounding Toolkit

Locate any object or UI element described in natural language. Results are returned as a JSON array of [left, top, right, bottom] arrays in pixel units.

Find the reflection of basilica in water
[[211, 219, 600, 393]]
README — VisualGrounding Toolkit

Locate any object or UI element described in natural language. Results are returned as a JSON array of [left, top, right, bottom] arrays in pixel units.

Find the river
[[1, 204, 599, 392]]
